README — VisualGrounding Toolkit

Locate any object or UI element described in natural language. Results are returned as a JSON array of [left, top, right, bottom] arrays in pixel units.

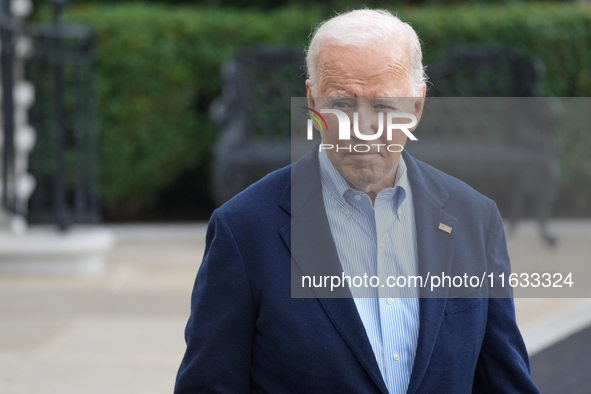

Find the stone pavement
[[0, 220, 589, 394]]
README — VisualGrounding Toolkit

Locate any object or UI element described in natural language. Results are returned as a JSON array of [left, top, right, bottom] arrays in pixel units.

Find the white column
[[0, 0, 35, 234], [0, 0, 115, 275]]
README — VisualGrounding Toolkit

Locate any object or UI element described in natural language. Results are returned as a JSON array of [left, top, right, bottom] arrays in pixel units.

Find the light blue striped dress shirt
[[318, 148, 420, 394]]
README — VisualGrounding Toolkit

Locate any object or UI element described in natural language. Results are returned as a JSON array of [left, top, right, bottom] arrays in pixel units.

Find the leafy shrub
[[55, 3, 591, 215], [63, 5, 320, 214]]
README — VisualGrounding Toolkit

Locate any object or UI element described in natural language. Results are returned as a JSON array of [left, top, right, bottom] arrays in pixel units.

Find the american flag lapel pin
[[438, 223, 452, 234]]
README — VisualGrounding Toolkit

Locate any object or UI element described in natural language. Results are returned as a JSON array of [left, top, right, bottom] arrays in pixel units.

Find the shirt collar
[[318, 145, 409, 215]]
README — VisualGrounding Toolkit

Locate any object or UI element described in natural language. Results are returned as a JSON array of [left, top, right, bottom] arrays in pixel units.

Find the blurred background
[[0, 0, 590, 392], [25, 0, 591, 223]]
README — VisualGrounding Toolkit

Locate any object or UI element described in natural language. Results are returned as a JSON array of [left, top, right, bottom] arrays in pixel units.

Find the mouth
[[345, 151, 380, 156]]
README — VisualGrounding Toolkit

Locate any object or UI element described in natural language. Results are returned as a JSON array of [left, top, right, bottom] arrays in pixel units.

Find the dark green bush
[[60, 3, 591, 214], [45, 0, 576, 10], [64, 5, 321, 214]]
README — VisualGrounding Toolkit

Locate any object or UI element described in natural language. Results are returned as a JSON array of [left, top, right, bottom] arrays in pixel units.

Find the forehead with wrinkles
[[315, 41, 412, 98]]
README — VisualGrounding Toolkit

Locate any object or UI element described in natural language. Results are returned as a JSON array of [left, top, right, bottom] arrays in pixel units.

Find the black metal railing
[[0, 0, 100, 231], [0, 0, 17, 219]]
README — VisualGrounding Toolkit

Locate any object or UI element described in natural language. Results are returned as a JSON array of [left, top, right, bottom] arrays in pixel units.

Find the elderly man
[[175, 9, 539, 394]]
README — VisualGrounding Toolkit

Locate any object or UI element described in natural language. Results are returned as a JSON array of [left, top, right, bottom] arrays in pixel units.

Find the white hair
[[305, 9, 427, 97]]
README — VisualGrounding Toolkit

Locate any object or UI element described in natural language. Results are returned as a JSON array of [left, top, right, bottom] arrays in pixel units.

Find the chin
[[342, 169, 384, 187], [344, 157, 385, 174]]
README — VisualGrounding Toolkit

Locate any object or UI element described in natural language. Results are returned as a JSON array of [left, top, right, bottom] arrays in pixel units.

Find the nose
[[352, 109, 384, 141]]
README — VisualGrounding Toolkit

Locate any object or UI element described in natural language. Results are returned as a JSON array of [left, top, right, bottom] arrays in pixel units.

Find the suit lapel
[[403, 151, 459, 394], [279, 148, 389, 394], [279, 148, 459, 394]]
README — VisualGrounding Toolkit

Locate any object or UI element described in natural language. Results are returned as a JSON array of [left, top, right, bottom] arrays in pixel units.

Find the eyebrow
[[325, 96, 402, 106], [326, 96, 398, 102], [327, 95, 354, 102], [370, 97, 398, 104]]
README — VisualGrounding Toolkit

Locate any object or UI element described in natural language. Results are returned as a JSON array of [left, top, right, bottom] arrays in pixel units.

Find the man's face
[[306, 41, 425, 193]]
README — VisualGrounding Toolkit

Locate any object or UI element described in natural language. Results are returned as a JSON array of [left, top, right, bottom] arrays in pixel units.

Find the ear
[[305, 79, 316, 110], [305, 79, 322, 132], [410, 84, 426, 132]]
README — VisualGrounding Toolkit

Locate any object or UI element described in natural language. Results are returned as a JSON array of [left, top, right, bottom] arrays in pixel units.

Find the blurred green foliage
[[56, 3, 591, 214], [61, 4, 320, 214], [44, 0, 575, 10]]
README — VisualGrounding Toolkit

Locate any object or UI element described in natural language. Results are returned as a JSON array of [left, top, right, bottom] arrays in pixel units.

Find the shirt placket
[[376, 189, 412, 394]]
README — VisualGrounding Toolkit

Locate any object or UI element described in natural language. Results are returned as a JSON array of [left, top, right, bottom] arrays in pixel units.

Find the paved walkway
[[0, 220, 589, 393]]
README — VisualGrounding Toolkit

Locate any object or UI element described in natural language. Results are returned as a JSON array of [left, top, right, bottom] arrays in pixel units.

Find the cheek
[[381, 130, 408, 147], [321, 125, 342, 144], [325, 119, 341, 136]]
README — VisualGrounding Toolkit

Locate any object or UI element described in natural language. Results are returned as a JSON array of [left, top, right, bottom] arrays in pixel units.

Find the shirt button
[[393, 353, 400, 361], [386, 298, 393, 305], [354, 195, 361, 201], [379, 242, 384, 249], [344, 209, 350, 215]]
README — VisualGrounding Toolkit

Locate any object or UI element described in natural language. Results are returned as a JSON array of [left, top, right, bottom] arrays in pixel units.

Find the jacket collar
[[279, 148, 450, 214], [279, 146, 458, 394]]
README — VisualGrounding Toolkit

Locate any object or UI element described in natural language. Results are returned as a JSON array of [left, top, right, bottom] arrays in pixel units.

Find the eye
[[374, 104, 390, 111], [334, 101, 352, 110]]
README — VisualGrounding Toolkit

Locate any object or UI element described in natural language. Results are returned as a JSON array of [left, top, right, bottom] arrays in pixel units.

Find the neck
[[346, 162, 399, 206]]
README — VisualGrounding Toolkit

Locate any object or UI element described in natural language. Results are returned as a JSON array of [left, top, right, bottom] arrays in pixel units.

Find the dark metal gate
[[0, 0, 100, 231]]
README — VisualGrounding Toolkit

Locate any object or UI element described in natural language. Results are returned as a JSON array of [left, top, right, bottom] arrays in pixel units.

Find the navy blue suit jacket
[[175, 148, 540, 393]]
